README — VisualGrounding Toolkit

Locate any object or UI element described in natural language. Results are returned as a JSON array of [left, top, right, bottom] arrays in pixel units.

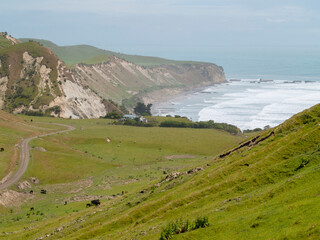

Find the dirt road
[[0, 123, 75, 191]]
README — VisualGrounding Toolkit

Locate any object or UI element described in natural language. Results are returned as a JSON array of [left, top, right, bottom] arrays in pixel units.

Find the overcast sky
[[1, 0, 320, 59]]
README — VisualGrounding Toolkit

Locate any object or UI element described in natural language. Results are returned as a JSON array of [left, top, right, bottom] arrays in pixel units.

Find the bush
[[243, 128, 262, 133], [123, 118, 156, 127], [23, 110, 44, 116], [160, 216, 209, 240], [134, 102, 152, 116], [194, 216, 209, 229], [159, 121, 189, 128], [105, 111, 123, 119], [159, 120, 240, 135]]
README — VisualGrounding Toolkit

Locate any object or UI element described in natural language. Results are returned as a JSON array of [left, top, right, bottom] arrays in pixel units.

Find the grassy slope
[[0, 111, 64, 179], [0, 115, 243, 238], [0, 35, 12, 50], [2, 104, 320, 239], [19, 38, 203, 67]]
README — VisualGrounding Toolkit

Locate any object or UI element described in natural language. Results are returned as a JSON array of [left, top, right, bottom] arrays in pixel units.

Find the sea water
[[152, 47, 320, 130]]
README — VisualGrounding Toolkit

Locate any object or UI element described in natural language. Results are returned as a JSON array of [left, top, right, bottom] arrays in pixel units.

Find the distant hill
[[19, 38, 204, 67]]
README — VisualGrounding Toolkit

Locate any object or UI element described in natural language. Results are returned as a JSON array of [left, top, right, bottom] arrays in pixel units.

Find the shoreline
[[148, 83, 224, 116]]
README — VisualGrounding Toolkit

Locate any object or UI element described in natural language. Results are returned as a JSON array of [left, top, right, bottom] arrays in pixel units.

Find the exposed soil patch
[[0, 190, 33, 207], [165, 155, 196, 160], [49, 177, 93, 194]]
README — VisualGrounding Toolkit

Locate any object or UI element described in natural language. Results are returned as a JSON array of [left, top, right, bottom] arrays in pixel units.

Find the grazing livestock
[[29, 190, 34, 194], [0, 147, 4, 152], [40, 189, 47, 194], [30, 207, 34, 211], [86, 203, 92, 207], [91, 199, 101, 206]]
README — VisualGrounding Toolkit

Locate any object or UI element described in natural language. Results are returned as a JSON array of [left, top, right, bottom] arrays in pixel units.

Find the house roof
[[123, 114, 138, 118]]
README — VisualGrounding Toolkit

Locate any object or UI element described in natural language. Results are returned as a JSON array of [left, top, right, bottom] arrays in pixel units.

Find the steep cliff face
[[74, 56, 226, 105], [0, 40, 106, 118]]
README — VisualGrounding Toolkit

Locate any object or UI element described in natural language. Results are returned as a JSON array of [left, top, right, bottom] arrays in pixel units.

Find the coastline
[[149, 83, 225, 116]]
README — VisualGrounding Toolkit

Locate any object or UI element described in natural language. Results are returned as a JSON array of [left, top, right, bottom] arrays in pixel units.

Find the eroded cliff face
[[0, 41, 107, 119], [74, 56, 226, 104]]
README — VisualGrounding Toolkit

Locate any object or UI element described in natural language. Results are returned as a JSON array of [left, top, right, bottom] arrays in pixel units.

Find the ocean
[[152, 47, 320, 130]]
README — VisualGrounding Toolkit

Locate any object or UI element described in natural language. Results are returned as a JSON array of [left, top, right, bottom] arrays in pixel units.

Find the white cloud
[[1, 0, 315, 22]]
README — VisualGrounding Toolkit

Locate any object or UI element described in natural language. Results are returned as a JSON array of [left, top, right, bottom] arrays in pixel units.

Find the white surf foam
[[198, 80, 320, 130]]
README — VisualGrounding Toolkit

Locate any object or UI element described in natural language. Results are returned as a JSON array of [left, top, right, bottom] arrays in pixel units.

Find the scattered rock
[[161, 172, 184, 183], [34, 147, 47, 152], [223, 197, 242, 204], [187, 167, 204, 174], [17, 180, 31, 190], [29, 177, 40, 184]]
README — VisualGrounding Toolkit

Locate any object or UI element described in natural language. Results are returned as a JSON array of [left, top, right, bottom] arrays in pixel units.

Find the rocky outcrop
[[0, 41, 107, 118]]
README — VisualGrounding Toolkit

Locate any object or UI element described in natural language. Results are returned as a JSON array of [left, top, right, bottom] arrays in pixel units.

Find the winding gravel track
[[0, 123, 75, 191]]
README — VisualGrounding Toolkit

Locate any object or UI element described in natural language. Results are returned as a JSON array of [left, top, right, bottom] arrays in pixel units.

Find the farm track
[[0, 123, 75, 191]]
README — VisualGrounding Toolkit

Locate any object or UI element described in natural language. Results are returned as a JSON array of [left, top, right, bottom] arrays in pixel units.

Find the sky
[[1, 0, 320, 60]]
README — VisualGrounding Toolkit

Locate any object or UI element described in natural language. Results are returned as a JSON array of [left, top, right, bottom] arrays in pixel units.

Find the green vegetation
[[115, 115, 241, 135], [134, 102, 152, 116], [0, 34, 12, 50], [0, 110, 65, 179], [159, 120, 240, 135], [1, 104, 320, 239], [104, 111, 123, 119], [160, 216, 209, 240]]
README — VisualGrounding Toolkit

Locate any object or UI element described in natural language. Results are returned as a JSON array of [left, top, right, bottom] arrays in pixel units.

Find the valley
[[0, 103, 319, 239]]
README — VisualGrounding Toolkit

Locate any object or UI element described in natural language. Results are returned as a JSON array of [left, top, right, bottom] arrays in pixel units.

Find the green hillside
[[0, 104, 320, 239], [19, 38, 58, 49], [0, 110, 65, 181], [0, 35, 12, 50], [19, 38, 203, 67]]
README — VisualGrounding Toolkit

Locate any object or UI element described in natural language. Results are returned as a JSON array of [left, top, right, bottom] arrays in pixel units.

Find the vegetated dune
[[3, 104, 320, 239]]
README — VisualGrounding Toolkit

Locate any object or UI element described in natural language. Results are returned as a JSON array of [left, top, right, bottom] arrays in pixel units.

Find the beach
[[152, 79, 320, 130]]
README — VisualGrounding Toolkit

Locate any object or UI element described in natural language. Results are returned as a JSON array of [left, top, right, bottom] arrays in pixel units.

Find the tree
[[105, 111, 123, 119], [133, 102, 152, 116]]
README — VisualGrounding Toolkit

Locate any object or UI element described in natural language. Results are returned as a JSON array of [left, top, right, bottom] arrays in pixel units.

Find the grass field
[[1, 104, 320, 239], [0, 114, 243, 239], [0, 111, 65, 179]]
